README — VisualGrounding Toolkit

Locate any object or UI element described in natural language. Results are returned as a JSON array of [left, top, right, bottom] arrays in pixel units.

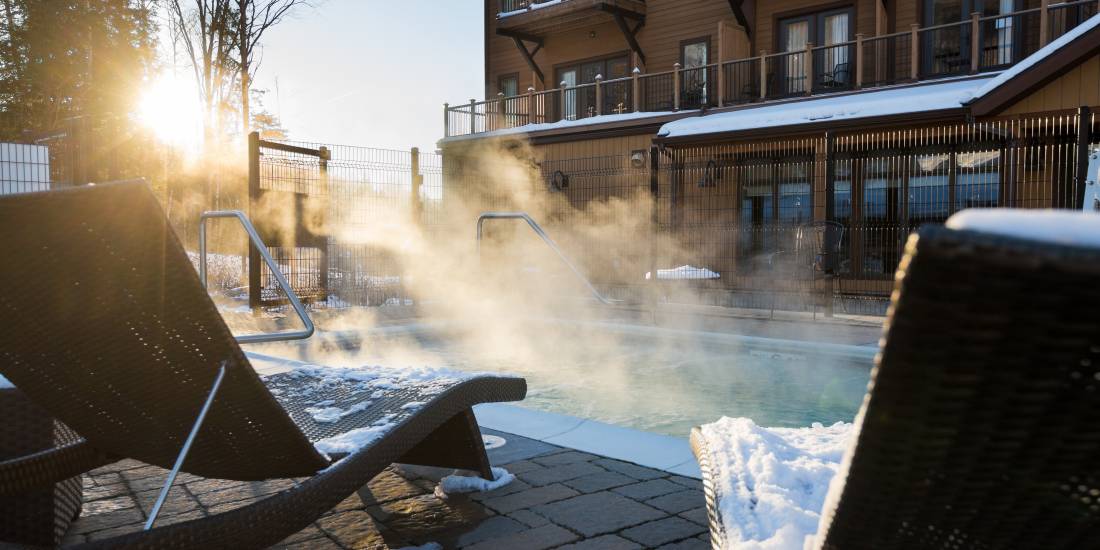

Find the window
[[556, 54, 630, 120], [923, 0, 1021, 73], [499, 74, 519, 126], [681, 39, 710, 108], [778, 7, 854, 93], [499, 74, 518, 97]]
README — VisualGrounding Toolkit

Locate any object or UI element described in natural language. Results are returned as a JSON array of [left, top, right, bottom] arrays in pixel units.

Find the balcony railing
[[449, 0, 1098, 138], [499, 0, 567, 16]]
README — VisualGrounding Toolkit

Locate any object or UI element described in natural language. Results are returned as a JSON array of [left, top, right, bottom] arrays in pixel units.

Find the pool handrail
[[198, 210, 315, 344], [476, 211, 616, 305]]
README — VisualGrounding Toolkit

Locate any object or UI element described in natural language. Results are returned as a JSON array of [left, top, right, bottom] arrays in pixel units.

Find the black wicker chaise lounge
[[0, 182, 526, 548], [693, 211, 1100, 549]]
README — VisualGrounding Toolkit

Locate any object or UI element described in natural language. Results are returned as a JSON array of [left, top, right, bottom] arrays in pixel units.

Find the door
[[778, 16, 811, 95], [560, 69, 577, 120], [681, 39, 709, 108]]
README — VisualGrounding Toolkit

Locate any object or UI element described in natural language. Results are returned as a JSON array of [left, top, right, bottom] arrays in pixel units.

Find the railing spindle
[[673, 63, 681, 111]]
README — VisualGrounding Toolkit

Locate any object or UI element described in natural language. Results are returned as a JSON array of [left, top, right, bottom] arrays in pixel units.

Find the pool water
[[276, 322, 874, 438]]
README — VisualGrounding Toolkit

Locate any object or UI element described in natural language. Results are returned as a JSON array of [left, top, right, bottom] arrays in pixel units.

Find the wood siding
[[1002, 54, 1100, 115]]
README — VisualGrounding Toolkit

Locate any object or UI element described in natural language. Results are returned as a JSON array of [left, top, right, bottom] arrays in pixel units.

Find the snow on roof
[[498, 0, 564, 18], [657, 77, 992, 140], [441, 110, 676, 144], [969, 14, 1100, 102], [946, 209, 1100, 248]]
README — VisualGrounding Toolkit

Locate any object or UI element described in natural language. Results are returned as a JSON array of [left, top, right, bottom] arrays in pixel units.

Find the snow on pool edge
[[698, 417, 854, 550]]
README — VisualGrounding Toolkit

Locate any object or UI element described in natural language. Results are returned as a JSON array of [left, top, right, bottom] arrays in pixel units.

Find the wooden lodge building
[[439, 0, 1100, 312]]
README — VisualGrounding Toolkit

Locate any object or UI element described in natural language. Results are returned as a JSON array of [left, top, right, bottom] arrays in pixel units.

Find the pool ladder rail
[[476, 212, 618, 306], [198, 210, 315, 344]]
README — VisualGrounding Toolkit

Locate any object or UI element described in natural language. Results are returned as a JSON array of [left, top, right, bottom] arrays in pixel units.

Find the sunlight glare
[[137, 73, 203, 151]]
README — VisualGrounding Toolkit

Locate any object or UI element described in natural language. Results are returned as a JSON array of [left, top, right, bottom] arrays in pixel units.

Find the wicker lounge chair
[[0, 182, 526, 548], [693, 212, 1100, 549]]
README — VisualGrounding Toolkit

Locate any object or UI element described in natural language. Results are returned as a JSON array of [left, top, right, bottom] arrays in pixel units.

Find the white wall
[[0, 142, 50, 195]]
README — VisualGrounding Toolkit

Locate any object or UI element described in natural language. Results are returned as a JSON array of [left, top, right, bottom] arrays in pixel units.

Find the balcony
[[447, 0, 1097, 138]]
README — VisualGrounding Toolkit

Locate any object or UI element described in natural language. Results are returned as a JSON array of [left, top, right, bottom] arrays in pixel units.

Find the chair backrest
[[815, 221, 1100, 549], [0, 183, 328, 480]]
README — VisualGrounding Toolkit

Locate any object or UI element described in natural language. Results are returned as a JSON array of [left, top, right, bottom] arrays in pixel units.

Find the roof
[[967, 14, 1100, 115], [656, 77, 988, 142], [439, 110, 682, 146]]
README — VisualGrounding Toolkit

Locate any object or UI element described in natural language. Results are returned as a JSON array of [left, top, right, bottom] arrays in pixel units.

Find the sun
[[136, 72, 204, 151]]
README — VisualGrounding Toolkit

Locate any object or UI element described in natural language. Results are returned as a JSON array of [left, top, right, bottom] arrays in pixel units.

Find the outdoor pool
[[250, 319, 875, 438]]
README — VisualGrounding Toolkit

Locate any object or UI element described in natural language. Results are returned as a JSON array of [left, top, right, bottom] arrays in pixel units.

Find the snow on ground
[[434, 467, 515, 499], [658, 77, 991, 139], [697, 417, 853, 550], [645, 265, 721, 280], [947, 209, 1100, 248]]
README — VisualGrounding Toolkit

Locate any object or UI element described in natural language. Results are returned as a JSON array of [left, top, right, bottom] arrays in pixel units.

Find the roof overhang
[[969, 17, 1100, 116], [496, 0, 645, 36], [439, 111, 693, 150]]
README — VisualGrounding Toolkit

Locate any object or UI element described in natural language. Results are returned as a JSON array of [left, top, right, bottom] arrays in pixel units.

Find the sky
[[250, 0, 484, 152]]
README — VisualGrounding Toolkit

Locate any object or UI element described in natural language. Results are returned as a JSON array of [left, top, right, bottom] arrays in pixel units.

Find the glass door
[[560, 69, 577, 120], [779, 17, 811, 95]]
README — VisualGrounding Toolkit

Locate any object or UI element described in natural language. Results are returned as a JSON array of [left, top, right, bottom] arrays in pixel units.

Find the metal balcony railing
[[448, 0, 1097, 137]]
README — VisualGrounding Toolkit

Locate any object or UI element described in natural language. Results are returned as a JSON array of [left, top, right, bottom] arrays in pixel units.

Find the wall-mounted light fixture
[[698, 159, 718, 188], [630, 150, 646, 169], [550, 170, 570, 191]]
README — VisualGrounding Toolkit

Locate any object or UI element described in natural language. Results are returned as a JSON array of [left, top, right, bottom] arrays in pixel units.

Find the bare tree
[[235, 0, 307, 136], [167, 0, 235, 143]]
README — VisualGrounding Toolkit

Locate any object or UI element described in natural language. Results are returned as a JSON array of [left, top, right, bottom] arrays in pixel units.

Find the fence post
[[1075, 105, 1092, 209], [443, 103, 450, 137], [673, 63, 681, 111], [318, 145, 330, 300], [910, 24, 920, 81], [970, 12, 981, 73], [469, 98, 477, 134], [247, 131, 262, 311], [717, 56, 725, 108], [410, 146, 423, 228], [560, 80, 569, 120], [496, 92, 505, 130], [632, 67, 641, 112], [1039, 0, 1050, 47], [649, 144, 660, 316], [759, 50, 768, 99], [823, 131, 836, 318], [804, 42, 814, 95], [855, 34, 864, 88], [595, 74, 604, 115]]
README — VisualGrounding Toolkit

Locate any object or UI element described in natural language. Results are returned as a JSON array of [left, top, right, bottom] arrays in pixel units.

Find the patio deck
[[60, 429, 709, 549]]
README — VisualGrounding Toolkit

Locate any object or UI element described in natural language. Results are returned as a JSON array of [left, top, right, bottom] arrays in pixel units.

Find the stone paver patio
[[60, 429, 709, 549]]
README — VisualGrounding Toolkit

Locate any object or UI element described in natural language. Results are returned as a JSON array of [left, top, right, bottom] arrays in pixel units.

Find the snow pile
[[946, 209, 1100, 249], [0, 373, 13, 389], [697, 417, 853, 549], [434, 467, 515, 499], [658, 78, 990, 139], [315, 421, 397, 455], [645, 265, 721, 280]]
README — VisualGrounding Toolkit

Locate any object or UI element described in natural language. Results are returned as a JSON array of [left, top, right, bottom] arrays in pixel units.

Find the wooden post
[[595, 74, 604, 115], [910, 24, 920, 81], [247, 131, 261, 311], [443, 103, 450, 137], [717, 45, 725, 107], [759, 50, 768, 99], [804, 42, 814, 95], [970, 12, 981, 73], [469, 98, 477, 134], [855, 34, 864, 88], [527, 86, 535, 123], [1039, 0, 1050, 47], [560, 80, 569, 120], [1074, 105, 1093, 209], [632, 67, 641, 112], [496, 92, 505, 130], [673, 63, 681, 110]]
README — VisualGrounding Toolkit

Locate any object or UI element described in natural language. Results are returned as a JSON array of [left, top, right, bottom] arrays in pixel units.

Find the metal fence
[[0, 142, 50, 195]]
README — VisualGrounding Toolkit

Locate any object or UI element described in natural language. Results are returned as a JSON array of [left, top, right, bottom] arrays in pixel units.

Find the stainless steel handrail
[[199, 210, 315, 343], [476, 212, 615, 305]]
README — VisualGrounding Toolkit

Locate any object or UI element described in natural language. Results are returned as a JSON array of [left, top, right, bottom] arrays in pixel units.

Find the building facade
[[441, 0, 1100, 313]]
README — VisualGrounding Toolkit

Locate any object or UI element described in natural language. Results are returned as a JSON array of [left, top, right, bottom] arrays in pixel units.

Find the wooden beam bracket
[[726, 0, 752, 39], [602, 3, 647, 64], [497, 28, 546, 86]]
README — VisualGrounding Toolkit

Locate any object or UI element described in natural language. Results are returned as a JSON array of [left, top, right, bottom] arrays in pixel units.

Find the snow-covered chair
[[693, 209, 1100, 549], [0, 182, 526, 548]]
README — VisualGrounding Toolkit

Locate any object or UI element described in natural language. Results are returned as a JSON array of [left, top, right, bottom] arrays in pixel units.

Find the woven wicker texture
[[0, 182, 327, 480], [811, 227, 1100, 549], [0, 388, 85, 546]]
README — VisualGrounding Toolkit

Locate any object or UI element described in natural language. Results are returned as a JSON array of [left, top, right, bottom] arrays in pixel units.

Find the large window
[[556, 54, 630, 120], [778, 7, 853, 93], [923, 0, 1021, 74], [681, 38, 710, 108]]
